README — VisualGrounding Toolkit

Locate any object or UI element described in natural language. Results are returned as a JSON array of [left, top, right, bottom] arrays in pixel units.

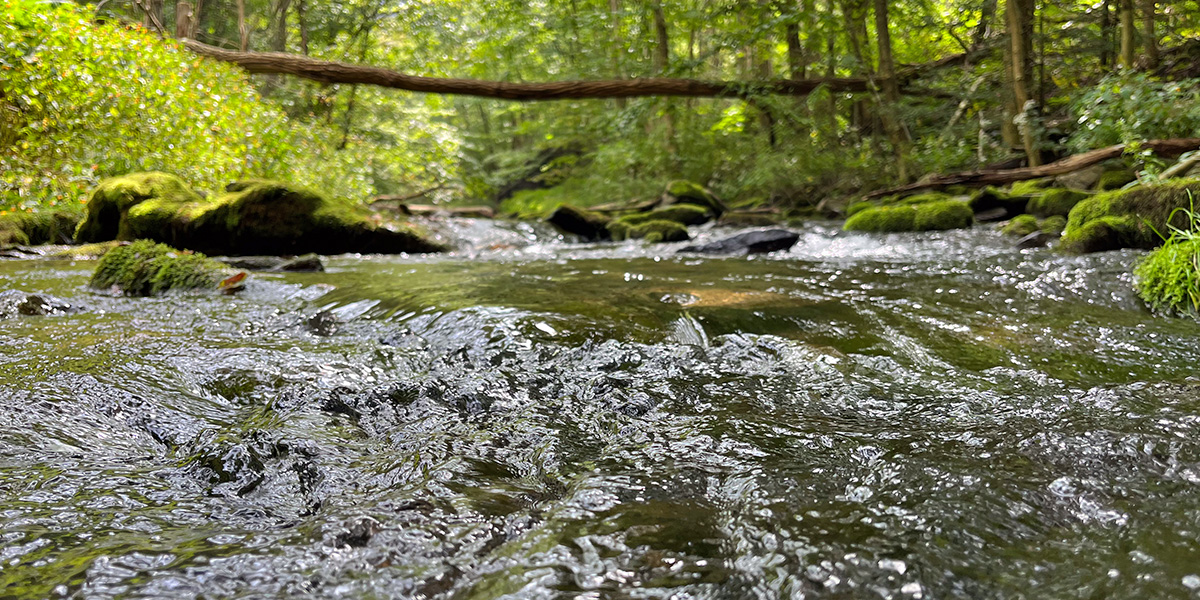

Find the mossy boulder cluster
[[843, 193, 974, 233], [545, 180, 724, 243], [1060, 180, 1200, 253], [0, 210, 82, 247], [74, 173, 445, 256], [1000, 214, 1066, 237], [89, 240, 231, 296]]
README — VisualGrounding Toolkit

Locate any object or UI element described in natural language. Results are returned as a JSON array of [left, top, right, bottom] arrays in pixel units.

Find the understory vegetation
[[3, 0, 1199, 219]]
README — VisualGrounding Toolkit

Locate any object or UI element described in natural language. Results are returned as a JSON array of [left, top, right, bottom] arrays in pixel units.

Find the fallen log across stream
[[864, 138, 1200, 199]]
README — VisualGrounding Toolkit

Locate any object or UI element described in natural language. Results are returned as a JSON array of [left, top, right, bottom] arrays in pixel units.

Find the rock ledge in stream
[[678, 229, 800, 255], [217, 254, 324, 272], [89, 240, 232, 296], [75, 174, 446, 256], [0, 291, 80, 319]]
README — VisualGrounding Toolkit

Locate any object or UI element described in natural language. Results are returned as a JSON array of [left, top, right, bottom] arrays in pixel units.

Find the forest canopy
[[2, 0, 1200, 216]]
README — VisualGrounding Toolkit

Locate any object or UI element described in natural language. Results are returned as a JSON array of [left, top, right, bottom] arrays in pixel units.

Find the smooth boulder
[[678, 229, 799, 255]]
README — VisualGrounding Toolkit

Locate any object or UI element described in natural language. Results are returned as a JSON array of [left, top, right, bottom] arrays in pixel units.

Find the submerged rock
[[678, 229, 799, 255], [0, 290, 80, 318], [75, 174, 446, 256], [968, 187, 1029, 220], [217, 254, 324, 272], [1001, 214, 1040, 237], [1016, 231, 1055, 249], [546, 204, 610, 241], [89, 240, 232, 296], [1061, 180, 1200, 253]]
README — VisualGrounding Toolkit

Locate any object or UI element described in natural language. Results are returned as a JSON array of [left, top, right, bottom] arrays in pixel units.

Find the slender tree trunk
[[1119, 0, 1135, 69], [652, 2, 670, 75], [174, 1, 193, 38], [237, 0, 250, 51], [1099, 0, 1113, 67], [842, 0, 873, 137], [824, 0, 839, 140], [143, 0, 163, 30], [271, 0, 291, 51], [874, 0, 908, 181], [973, 0, 997, 46], [1141, 0, 1158, 69], [1007, 0, 1040, 166], [786, 21, 804, 79], [1000, 36, 1019, 148]]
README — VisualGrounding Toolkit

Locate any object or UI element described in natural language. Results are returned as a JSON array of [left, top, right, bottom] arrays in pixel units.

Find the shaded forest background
[[3, 0, 1200, 217]]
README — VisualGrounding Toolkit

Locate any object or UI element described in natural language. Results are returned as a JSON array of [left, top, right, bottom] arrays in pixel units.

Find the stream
[[2, 220, 1200, 599]]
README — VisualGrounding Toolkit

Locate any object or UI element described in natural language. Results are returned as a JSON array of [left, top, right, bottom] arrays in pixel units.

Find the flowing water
[[3, 220, 1200, 599]]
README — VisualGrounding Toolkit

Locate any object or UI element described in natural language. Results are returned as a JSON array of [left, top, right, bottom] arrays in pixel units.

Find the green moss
[[895, 192, 953, 206], [664, 180, 726, 215], [616, 204, 711, 227], [1009, 179, 1053, 196], [968, 186, 1030, 215], [1136, 238, 1200, 314], [1061, 180, 1200, 253], [89, 240, 228, 296], [914, 200, 974, 230], [1001, 214, 1040, 237], [1097, 168, 1137, 191], [1027, 188, 1091, 217], [846, 201, 875, 217], [845, 200, 973, 232], [47, 241, 122, 260], [609, 219, 689, 242], [75, 172, 203, 243], [0, 210, 82, 246], [1040, 215, 1068, 235]]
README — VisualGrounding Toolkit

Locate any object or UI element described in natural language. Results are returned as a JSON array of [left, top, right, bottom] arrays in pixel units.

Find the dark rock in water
[[678, 229, 799, 255], [306, 310, 340, 336], [218, 254, 324, 272], [1017, 231, 1055, 249], [333, 516, 381, 548], [546, 205, 611, 241], [973, 208, 1010, 223], [0, 291, 80, 319]]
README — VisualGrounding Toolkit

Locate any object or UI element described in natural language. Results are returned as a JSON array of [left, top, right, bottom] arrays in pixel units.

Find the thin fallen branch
[[182, 39, 936, 100], [863, 138, 1200, 199]]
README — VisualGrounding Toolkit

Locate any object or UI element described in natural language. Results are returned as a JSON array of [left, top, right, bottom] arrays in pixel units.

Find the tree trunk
[[652, 2, 670, 75], [1119, 0, 1135, 69], [1099, 0, 1113, 67], [143, 0, 163, 31], [182, 40, 914, 100], [296, 0, 309, 55], [174, 1, 193, 38], [1141, 0, 1158, 69], [842, 0, 873, 137], [1006, 0, 1040, 166], [786, 21, 804, 79], [874, 0, 908, 181], [270, 0, 291, 52], [237, 0, 250, 52]]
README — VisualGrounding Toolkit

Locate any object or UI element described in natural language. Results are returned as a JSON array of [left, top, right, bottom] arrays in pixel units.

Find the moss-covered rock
[[846, 192, 952, 219], [1009, 179, 1053, 196], [77, 175, 446, 255], [608, 219, 689, 243], [546, 204, 611, 240], [75, 172, 202, 243], [615, 204, 712, 228], [663, 180, 727, 216], [89, 240, 230, 296], [1135, 238, 1200, 314], [844, 200, 973, 232], [1027, 188, 1092, 217], [0, 210, 81, 246], [1040, 215, 1068, 235], [1096, 168, 1137, 191], [1001, 214, 1040, 237], [968, 186, 1030, 218], [1061, 180, 1200, 253]]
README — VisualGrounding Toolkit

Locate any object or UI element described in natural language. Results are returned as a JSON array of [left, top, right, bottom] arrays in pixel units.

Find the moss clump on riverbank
[[75, 173, 202, 243], [1027, 188, 1091, 217], [89, 240, 228, 296], [1001, 214, 1039, 237], [608, 219, 689, 242], [1097, 168, 1137, 191], [1135, 238, 1200, 314], [844, 200, 973, 232], [546, 204, 611, 240], [614, 204, 712, 228], [1060, 180, 1200, 253], [663, 180, 726, 215], [0, 211, 81, 246], [74, 174, 446, 255], [1041, 215, 1067, 235]]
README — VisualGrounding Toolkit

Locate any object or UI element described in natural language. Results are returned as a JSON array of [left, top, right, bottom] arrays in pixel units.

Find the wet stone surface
[[1, 221, 1199, 599]]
